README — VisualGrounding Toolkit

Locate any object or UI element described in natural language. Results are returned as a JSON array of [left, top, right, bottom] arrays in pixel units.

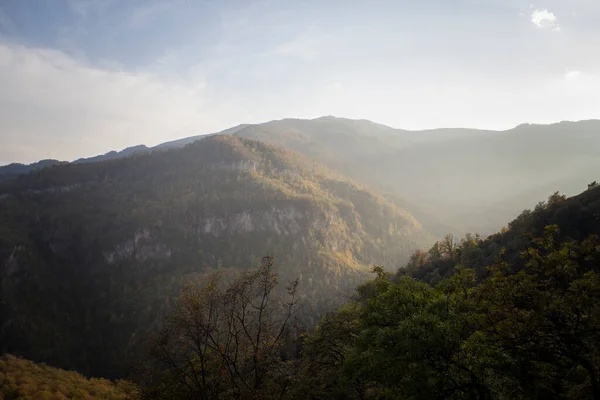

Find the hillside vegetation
[[0, 354, 136, 400], [0, 135, 431, 378], [133, 185, 600, 399], [401, 185, 600, 284], [230, 118, 600, 235], [2, 181, 599, 399], [4, 117, 598, 236]]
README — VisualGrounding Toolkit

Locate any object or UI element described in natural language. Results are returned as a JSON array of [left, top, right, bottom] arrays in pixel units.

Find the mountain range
[[3, 116, 598, 235], [1, 115, 598, 380]]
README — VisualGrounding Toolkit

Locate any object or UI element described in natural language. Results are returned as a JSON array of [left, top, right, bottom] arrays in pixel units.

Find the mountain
[[231, 116, 494, 162], [0, 159, 65, 180], [223, 117, 600, 235], [147, 117, 600, 236], [0, 146, 151, 178], [72, 144, 150, 164], [153, 124, 250, 149], [401, 184, 600, 285], [353, 120, 600, 234], [3, 117, 598, 236], [0, 135, 431, 378]]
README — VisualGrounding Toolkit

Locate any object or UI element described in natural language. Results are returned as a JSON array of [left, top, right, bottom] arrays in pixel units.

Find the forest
[[2, 183, 600, 399], [132, 184, 600, 399], [0, 135, 429, 379]]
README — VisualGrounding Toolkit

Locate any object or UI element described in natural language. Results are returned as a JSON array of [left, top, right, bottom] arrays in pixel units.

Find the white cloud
[[0, 41, 225, 164], [531, 9, 561, 31]]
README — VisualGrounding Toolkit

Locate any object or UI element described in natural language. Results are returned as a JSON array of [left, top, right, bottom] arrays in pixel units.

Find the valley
[[1, 117, 599, 399]]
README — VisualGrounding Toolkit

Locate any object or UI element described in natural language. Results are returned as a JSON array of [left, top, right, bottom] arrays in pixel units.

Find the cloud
[[0, 41, 226, 164], [531, 9, 561, 31]]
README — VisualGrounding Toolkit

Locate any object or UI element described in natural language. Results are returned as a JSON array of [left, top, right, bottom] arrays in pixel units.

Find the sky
[[1, 0, 599, 164]]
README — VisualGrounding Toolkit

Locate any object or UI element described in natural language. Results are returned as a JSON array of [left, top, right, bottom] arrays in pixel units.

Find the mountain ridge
[[3, 116, 599, 236], [4, 116, 599, 172]]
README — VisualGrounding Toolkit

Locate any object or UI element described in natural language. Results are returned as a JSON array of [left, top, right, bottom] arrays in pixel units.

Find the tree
[[476, 225, 600, 399], [294, 302, 364, 400], [406, 249, 429, 269], [547, 191, 567, 206], [342, 268, 495, 399], [302, 226, 600, 399], [139, 257, 299, 399]]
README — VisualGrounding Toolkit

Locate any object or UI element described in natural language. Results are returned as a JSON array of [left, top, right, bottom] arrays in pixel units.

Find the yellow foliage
[[0, 355, 137, 400]]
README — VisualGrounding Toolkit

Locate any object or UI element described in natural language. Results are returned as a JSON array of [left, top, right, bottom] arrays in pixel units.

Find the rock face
[[0, 135, 432, 378], [201, 206, 303, 236], [102, 228, 172, 265]]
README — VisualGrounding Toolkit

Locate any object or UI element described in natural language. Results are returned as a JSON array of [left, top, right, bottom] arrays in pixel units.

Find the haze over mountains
[[1, 115, 599, 395], [3, 116, 598, 236], [0, 135, 432, 377]]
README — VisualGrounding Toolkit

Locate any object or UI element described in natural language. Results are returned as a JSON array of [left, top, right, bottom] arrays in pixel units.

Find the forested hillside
[[231, 118, 600, 235], [0, 354, 136, 399], [4, 117, 598, 236], [0, 135, 431, 378], [401, 184, 600, 284], [133, 185, 600, 399], [2, 167, 599, 398]]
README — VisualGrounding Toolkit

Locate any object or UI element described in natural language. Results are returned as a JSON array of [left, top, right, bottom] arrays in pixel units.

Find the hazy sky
[[1, 0, 599, 164]]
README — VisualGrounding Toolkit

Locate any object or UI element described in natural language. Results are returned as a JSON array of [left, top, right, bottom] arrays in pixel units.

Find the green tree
[[476, 225, 600, 398], [294, 302, 364, 400]]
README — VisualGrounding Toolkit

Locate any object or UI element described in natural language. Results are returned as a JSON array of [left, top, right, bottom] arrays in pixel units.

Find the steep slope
[[0, 135, 431, 378], [231, 118, 600, 235], [0, 354, 136, 399], [401, 184, 600, 284]]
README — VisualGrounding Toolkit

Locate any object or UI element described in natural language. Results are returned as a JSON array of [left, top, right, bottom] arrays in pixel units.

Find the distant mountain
[[147, 117, 599, 235], [224, 117, 600, 235], [72, 144, 150, 164], [347, 120, 600, 234], [0, 135, 431, 378], [3, 116, 598, 235], [231, 116, 495, 161], [0, 146, 152, 177], [0, 159, 65, 178], [154, 124, 250, 149]]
